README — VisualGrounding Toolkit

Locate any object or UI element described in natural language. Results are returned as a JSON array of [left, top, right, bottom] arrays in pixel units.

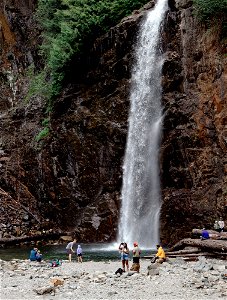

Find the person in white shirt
[[218, 217, 225, 232]]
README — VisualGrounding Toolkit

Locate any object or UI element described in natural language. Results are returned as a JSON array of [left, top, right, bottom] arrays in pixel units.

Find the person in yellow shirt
[[155, 244, 166, 263]]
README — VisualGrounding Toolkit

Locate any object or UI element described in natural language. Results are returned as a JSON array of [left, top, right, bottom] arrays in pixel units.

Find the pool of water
[[0, 243, 154, 261]]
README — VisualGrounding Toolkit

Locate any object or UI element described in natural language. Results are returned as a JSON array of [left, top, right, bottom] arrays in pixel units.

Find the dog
[[115, 267, 124, 275]]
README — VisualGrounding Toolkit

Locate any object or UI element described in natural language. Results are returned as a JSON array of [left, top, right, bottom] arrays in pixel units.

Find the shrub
[[193, 0, 227, 20], [26, 65, 52, 103], [33, 0, 149, 103], [35, 127, 50, 142], [193, 0, 227, 38]]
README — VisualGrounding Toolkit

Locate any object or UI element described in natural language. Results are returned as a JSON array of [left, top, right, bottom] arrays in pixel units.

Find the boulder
[[34, 286, 55, 295]]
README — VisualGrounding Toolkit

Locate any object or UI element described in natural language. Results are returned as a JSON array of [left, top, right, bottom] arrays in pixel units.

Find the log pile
[[167, 228, 227, 260]]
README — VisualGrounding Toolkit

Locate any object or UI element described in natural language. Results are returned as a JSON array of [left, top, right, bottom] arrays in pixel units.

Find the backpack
[[50, 259, 61, 267]]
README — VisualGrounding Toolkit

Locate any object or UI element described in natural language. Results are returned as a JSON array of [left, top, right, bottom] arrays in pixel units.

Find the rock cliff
[[160, 0, 227, 244], [0, 0, 226, 244]]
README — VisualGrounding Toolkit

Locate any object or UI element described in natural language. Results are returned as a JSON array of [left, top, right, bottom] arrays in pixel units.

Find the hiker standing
[[132, 242, 141, 264], [120, 242, 129, 272], [218, 217, 225, 232], [214, 220, 219, 231], [131, 241, 141, 272], [66, 238, 77, 262]]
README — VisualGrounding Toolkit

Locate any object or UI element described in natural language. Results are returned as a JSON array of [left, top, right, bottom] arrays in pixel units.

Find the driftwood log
[[0, 232, 72, 246], [166, 252, 216, 258], [165, 248, 201, 255], [144, 228, 227, 260], [169, 238, 227, 252]]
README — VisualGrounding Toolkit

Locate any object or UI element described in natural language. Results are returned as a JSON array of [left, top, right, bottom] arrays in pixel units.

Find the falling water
[[118, 0, 168, 249]]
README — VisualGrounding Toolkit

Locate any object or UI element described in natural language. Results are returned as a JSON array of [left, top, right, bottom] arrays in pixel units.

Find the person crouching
[[154, 244, 166, 264]]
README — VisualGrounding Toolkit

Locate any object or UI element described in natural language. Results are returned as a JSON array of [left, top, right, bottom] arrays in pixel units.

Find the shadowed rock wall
[[160, 0, 227, 245], [0, 0, 226, 244]]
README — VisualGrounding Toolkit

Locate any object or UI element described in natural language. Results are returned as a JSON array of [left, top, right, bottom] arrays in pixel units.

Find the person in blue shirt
[[201, 228, 210, 240], [77, 245, 83, 263], [29, 247, 43, 262], [29, 247, 38, 261]]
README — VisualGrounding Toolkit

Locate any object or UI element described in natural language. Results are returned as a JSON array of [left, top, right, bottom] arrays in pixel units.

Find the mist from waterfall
[[118, 0, 168, 249]]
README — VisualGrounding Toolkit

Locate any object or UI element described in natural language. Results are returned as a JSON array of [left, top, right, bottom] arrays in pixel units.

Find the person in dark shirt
[[29, 247, 38, 261], [66, 239, 77, 262], [201, 228, 210, 240], [30, 247, 43, 262]]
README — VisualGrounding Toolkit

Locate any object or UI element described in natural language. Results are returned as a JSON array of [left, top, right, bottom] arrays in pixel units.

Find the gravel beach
[[1, 257, 227, 299]]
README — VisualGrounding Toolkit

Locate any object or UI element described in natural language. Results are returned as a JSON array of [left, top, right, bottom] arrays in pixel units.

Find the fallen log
[[143, 252, 217, 259], [169, 238, 227, 252], [167, 252, 216, 258], [183, 257, 199, 262], [192, 229, 227, 239], [165, 248, 200, 255], [0, 232, 72, 246]]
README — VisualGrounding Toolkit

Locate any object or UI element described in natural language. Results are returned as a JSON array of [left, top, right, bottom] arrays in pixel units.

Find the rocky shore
[[1, 256, 227, 299]]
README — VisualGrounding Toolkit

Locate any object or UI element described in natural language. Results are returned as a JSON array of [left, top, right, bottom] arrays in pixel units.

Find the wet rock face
[[0, 0, 47, 237], [0, 0, 39, 108], [0, 0, 155, 241], [160, 0, 227, 245], [0, 0, 227, 244], [36, 4, 155, 242]]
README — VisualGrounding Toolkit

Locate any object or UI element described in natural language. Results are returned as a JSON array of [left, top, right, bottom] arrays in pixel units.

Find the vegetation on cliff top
[[193, 0, 227, 19], [193, 0, 227, 38], [32, 0, 149, 104]]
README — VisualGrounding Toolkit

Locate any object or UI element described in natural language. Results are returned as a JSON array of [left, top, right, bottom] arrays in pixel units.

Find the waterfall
[[118, 0, 168, 249]]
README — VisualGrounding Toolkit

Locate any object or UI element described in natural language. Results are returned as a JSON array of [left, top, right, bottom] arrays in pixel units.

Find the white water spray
[[118, 0, 168, 249]]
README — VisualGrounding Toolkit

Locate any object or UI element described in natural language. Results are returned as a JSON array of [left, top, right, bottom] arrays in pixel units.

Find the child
[[77, 245, 83, 263], [36, 250, 43, 262]]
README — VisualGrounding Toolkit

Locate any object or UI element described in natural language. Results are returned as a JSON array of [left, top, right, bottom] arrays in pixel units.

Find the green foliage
[[34, 0, 149, 101], [26, 65, 52, 103], [193, 0, 227, 20], [35, 126, 50, 142], [193, 0, 227, 38], [41, 117, 50, 127], [35, 117, 50, 142]]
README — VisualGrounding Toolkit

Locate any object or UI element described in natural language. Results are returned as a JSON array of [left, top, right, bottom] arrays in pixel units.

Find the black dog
[[115, 268, 124, 275]]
